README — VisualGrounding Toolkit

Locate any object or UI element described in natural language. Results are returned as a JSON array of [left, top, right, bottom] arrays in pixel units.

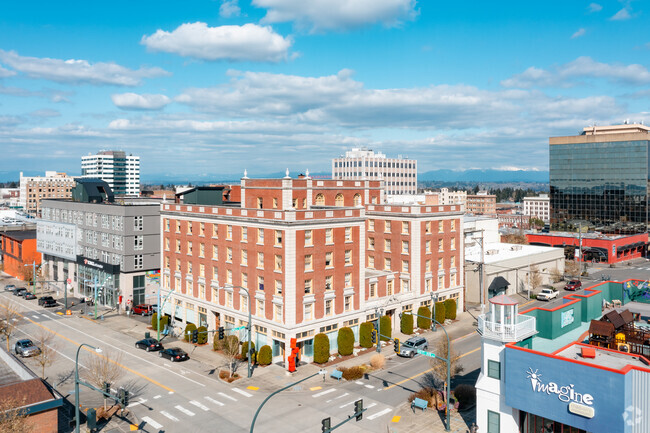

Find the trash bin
[[145, 331, 151, 339]]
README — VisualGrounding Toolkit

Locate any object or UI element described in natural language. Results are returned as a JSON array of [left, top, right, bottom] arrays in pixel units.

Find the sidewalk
[[389, 402, 476, 433]]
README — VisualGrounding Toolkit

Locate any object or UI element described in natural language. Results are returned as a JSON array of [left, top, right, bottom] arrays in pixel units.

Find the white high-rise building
[[81, 151, 140, 196], [332, 148, 417, 195], [523, 194, 550, 223]]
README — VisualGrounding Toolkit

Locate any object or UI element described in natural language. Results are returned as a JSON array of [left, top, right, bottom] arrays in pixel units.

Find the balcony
[[477, 313, 537, 342]]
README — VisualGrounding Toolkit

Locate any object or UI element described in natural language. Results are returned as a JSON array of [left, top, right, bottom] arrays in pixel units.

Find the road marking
[[391, 415, 401, 423], [247, 386, 259, 391], [383, 347, 481, 390], [355, 381, 364, 385], [174, 405, 195, 417], [339, 400, 357, 409], [326, 392, 349, 403], [313, 388, 336, 398], [218, 392, 237, 401], [309, 386, 322, 391], [128, 398, 147, 408], [189, 400, 210, 411], [160, 411, 179, 422], [364, 384, 374, 389], [204, 396, 225, 406], [232, 388, 252, 397], [15, 327, 88, 369], [367, 408, 392, 420], [142, 417, 163, 429], [153, 395, 161, 399], [366, 403, 377, 410]]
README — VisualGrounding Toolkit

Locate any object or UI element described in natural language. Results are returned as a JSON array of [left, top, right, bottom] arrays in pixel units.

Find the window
[[487, 411, 500, 433], [438, 275, 444, 289], [199, 222, 205, 236], [451, 238, 456, 250], [275, 254, 282, 271], [368, 220, 374, 231], [402, 221, 409, 234], [438, 221, 444, 233], [345, 272, 351, 287], [241, 272, 248, 288], [305, 230, 312, 246], [292, 198, 297, 208], [402, 241, 409, 253], [199, 283, 206, 300], [176, 220, 181, 233], [186, 221, 192, 235], [385, 220, 391, 233], [272, 198, 278, 209], [325, 299, 333, 316], [165, 256, 170, 269], [384, 257, 391, 270], [344, 295, 352, 311], [315, 194, 325, 206], [165, 219, 170, 232], [402, 260, 409, 272], [325, 229, 333, 244], [258, 276, 264, 291], [212, 245, 218, 260], [387, 280, 393, 295], [257, 228, 264, 244], [402, 279, 410, 292], [370, 283, 376, 298], [227, 247, 233, 262], [134, 254, 143, 269], [305, 254, 313, 271], [134, 216, 143, 231], [385, 239, 391, 252], [212, 224, 218, 238], [425, 278, 432, 291], [344, 250, 352, 265], [241, 295, 248, 312], [226, 225, 232, 240], [487, 360, 500, 379], [186, 280, 193, 293], [425, 260, 431, 272], [227, 291, 233, 308], [241, 249, 247, 265], [187, 241, 193, 255], [199, 243, 205, 257], [257, 299, 265, 317], [304, 303, 313, 320], [425, 221, 431, 234], [165, 238, 170, 251], [274, 304, 283, 322], [345, 227, 352, 241], [257, 252, 264, 268], [199, 263, 205, 277], [176, 260, 181, 272], [275, 230, 282, 245], [275, 280, 282, 295], [368, 255, 375, 268], [257, 197, 263, 209], [451, 273, 457, 286], [353, 194, 361, 207], [213, 265, 219, 279], [426, 240, 431, 253], [450, 220, 456, 231], [227, 269, 233, 284], [325, 252, 333, 267], [368, 237, 375, 250], [335, 194, 344, 207], [325, 275, 333, 290], [438, 258, 443, 269], [241, 227, 247, 241], [304, 279, 312, 294], [451, 256, 455, 267], [438, 239, 443, 252]]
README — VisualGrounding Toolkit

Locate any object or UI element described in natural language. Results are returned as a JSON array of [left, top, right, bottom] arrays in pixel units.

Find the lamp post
[[224, 285, 253, 378], [24, 261, 38, 295], [75, 343, 102, 433], [432, 318, 451, 432], [431, 292, 438, 332]]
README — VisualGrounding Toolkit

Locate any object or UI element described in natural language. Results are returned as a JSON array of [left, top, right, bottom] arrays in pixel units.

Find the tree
[[502, 232, 528, 244], [337, 327, 354, 356], [83, 349, 125, 390], [529, 265, 542, 290], [183, 323, 197, 342], [0, 300, 20, 351], [241, 341, 255, 360], [32, 331, 57, 379], [313, 333, 330, 364], [221, 335, 240, 377], [529, 217, 545, 230], [429, 335, 463, 390], [359, 322, 373, 348], [550, 267, 564, 283], [417, 306, 431, 329], [197, 326, 208, 344], [565, 260, 581, 278], [379, 315, 391, 341], [0, 396, 33, 433], [400, 313, 414, 335]]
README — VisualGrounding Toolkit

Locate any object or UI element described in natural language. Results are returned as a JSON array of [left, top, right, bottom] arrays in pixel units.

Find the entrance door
[[272, 339, 285, 364]]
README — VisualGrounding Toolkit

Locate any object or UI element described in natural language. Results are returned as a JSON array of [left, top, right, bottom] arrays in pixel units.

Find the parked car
[[4, 284, 16, 292], [41, 298, 57, 308], [38, 296, 56, 306], [537, 288, 559, 301], [565, 280, 582, 291], [397, 336, 429, 358], [132, 304, 154, 316], [159, 347, 189, 362], [24, 293, 37, 300], [12, 287, 27, 297], [135, 338, 163, 352], [14, 339, 40, 357]]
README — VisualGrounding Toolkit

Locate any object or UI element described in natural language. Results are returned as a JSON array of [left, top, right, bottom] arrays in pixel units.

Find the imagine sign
[[561, 309, 575, 328], [527, 368, 594, 408]]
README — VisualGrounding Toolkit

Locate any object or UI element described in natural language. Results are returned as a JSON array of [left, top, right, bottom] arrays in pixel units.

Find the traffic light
[[191, 329, 199, 343], [354, 399, 363, 421], [371, 329, 377, 344], [393, 338, 400, 353], [117, 389, 126, 408], [321, 417, 331, 432], [122, 390, 130, 407], [218, 326, 225, 340], [103, 382, 111, 396]]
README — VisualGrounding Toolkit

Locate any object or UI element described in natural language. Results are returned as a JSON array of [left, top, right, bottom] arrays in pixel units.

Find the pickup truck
[[537, 288, 558, 301]]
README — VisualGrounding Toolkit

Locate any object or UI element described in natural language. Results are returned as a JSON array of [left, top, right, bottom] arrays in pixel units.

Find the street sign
[[230, 326, 246, 331], [417, 349, 437, 358]]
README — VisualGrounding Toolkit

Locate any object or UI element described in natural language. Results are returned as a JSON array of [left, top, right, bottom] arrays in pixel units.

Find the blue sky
[[0, 0, 648, 181]]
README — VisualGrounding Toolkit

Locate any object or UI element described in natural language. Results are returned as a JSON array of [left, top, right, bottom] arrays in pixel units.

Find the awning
[[487, 276, 511, 293], [582, 247, 608, 258]]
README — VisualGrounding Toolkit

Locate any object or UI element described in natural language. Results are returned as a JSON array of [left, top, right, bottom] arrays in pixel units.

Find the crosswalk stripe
[[218, 392, 237, 401], [364, 384, 375, 389], [189, 400, 210, 411], [339, 400, 356, 409], [232, 388, 252, 397], [175, 405, 195, 417], [205, 396, 224, 406], [326, 392, 348, 403], [368, 408, 392, 420], [142, 416, 163, 429], [153, 395, 161, 399], [313, 388, 336, 398], [160, 411, 179, 422], [366, 403, 377, 410]]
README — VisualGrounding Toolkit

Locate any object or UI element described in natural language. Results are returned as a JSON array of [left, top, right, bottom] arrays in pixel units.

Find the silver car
[[398, 336, 429, 358], [15, 339, 40, 357]]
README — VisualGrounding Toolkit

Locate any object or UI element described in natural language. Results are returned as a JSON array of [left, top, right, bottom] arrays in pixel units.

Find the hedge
[[151, 313, 169, 331], [184, 323, 197, 342], [314, 333, 330, 364], [434, 302, 446, 325], [400, 312, 414, 335], [379, 315, 391, 341], [417, 306, 431, 329], [197, 326, 208, 344], [258, 345, 272, 366], [359, 322, 373, 348], [444, 299, 457, 320], [337, 327, 354, 356], [241, 341, 256, 360], [213, 333, 220, 351]]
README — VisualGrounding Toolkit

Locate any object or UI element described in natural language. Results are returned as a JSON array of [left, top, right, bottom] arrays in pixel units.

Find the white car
[[537, 288, 558, 301]]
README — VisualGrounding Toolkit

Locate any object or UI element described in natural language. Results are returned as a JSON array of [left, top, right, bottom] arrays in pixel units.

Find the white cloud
[[0, 65, 15, 78], [220, 0, 241, 17], [588, 3, 602, 12], [610, 8, 631, 20], [0, 85, 73, 102], [111, 93, 171, 110], [502, 56, 650, 88], [252, 0, 417, 31], [29, 109, 61, 118], [571, 28, 586, 39], [141, 22, 292, 62], [0, 50, 168, 86]]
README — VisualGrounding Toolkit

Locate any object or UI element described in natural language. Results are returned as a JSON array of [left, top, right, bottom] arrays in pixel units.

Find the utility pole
[[375, 308, 383, 353], [578, 221, 583, 281], [24, 261, 38, 295], [466, 229, 485, 311]]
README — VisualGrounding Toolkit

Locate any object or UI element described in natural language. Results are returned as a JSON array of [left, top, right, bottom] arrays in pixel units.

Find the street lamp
[[75, 343, 102, 433]]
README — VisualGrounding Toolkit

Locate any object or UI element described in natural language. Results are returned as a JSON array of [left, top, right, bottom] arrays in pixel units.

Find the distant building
[[523, 194, 550, 223], [466, 192, 496, 216], [0, 229, 40, 280], [437, 188, 467, 205], [19, 171, 75, 217], [332, 148, 417, 195], [550, 124, 650, 234], [81, 150, 140, 196]]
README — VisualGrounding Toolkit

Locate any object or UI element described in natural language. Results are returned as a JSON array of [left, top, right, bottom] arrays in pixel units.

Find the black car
[[24, 293, 37, 300], [38, 296, 55, 306], [135, 338, 163, 352], [159, 347, 189, 362], [42, 298, 57, 307], [13, 287, 27, 296]]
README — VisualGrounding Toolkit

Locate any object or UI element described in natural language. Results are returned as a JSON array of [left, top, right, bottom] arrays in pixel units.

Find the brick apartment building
[[466, 192, 496, 216], [161, 175, 463, 365], [19, 171, 75, 217]]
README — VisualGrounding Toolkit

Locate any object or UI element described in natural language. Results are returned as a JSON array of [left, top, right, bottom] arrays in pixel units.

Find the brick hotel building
[[161, 175, 463, 365]]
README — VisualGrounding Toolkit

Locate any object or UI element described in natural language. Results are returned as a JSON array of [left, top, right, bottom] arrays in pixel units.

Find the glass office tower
[[550, 125, 650, 234]]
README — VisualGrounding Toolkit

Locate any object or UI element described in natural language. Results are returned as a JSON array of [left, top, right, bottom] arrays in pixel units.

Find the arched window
[[353, 194, 362, 207], [315, 194, 325, 206], [335, 194, 344, 207]]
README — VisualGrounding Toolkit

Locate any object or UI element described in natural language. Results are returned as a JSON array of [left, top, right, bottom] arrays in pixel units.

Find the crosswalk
[[311, 387, 393, 422]]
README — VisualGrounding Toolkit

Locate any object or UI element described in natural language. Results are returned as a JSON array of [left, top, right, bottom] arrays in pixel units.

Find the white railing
[[477, 313, 537, 342]]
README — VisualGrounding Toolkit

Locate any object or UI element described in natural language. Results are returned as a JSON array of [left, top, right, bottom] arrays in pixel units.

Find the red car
[[132, 304, 154, 316], [565, 280, 582, 291]]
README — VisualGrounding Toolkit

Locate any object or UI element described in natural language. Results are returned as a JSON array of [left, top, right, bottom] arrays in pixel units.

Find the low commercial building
[[0, 229, 40, 280], [19, 171, 75, 217], [466, 192, 496, 216], [476, 279, 650, 433]]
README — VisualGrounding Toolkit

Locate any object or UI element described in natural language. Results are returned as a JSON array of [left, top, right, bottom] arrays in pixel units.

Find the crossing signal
[[321, 417, 331, 432], [218, 326, 225, 340], [394, 338, 400, 353], [354, 399, 363, 421], [191, 329, 199, 343]]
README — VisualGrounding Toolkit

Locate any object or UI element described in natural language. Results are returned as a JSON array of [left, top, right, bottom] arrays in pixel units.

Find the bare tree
[[429, 335, 463, 391], [221, 335, 240, 377], [529, 265, 542, 290], [32, 331, 57, 379], [0, 300, 20, 351], [550, 267, 564, 283], [565, 260, 581, 278], [83, 349, 125, 397], [0, 396, 33, 433]]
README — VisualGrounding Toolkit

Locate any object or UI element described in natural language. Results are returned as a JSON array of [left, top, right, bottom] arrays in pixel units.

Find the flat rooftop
[[529, 231, 644, 241], [465, 241, 561, 264], [555, 342, 650, 370]]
